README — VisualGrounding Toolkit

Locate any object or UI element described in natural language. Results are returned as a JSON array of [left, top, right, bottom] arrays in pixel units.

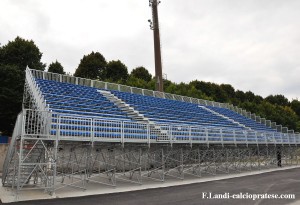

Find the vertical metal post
[[257, 146, 261, 170], [161, 148, 165, 181], [233, 130, 236, 146], [180, 148, 184, 179], [121, 121, 124, 148], [170, 125, 173, 147], [220, 129, 224, 147], [91, 119, 95, 147], [147, 124, 150, 148], [205, 127, 209, 147], [189, 126, 192, 148], [198, 147, 201, 177], [16, 138, 24, 200], [52, 130, 59, 195]]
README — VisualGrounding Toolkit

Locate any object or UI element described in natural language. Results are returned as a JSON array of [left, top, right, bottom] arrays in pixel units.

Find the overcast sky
[[1, 0, 299, 100]]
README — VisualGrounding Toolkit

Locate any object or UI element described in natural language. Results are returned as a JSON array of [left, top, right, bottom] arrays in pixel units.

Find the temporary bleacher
[[3, 68, 300, 198], [36, 77, 277, 132], [110, 90, 243, 129], [207, 106, 276, 132], [31, 74, 288, 144], [37, 79, 131, 121]]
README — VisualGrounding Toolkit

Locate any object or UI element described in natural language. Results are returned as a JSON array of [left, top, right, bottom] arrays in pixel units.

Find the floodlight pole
[[149, 0, 163, 92]]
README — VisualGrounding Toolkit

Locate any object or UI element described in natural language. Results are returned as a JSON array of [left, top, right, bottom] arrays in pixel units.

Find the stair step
[[98, 89, 170, 141]]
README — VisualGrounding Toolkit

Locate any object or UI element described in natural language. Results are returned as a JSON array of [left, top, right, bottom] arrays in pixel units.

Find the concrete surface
[[1, 166, 300, 204]]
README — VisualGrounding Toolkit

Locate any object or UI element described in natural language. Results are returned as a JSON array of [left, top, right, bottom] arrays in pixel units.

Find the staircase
[[98, 90, 169, 141], [2, 112, 22, 186], [2, 111, 47, 188], [4, 145, 43, 187], [199, 105, 248, 129]]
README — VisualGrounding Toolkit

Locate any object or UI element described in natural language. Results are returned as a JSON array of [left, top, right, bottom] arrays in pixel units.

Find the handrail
[[25, 68, 47, 111], [2, 112, 23, 185], [29, 68, 288, 134], [20, 109, 300, 146]]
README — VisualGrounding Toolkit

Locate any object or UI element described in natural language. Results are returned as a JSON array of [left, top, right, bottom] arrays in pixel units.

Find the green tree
[[0, 37, 46, 135], [105, 60, 129, 82], [48, 60, 65, 74], [126, 76, 149, 89], [220, 84, 235, 99], [74, 52, 106, 80], [265, 94, 289, 106], [0, 65, 24, 135], [0, 36, 46, 71], [291, 99, 300, 116], [130, 66, 152, 82]]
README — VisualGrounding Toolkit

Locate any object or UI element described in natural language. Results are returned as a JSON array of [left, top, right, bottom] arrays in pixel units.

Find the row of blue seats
[[36, 78, 278, 135], [110, 90, 245, 130], [38, 79, 243, 130], [37, 79, 131, 121], [208, 106, 276, 132]]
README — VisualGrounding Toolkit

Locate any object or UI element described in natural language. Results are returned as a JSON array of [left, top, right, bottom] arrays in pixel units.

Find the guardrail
[[29, 68, 288, 133], [25, 68, 48, 111], [2, 112, 23, 185], [21, 109, 300, 146]]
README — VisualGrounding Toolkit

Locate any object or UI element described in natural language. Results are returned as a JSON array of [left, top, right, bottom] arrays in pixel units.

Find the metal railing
[[21, 109, 300, 146], [2, 112, 23, 185], [28, 68, 293, 134], [25, 68, 48, 111]]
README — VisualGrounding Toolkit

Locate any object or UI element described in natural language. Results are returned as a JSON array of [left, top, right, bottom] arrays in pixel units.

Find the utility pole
[[149, 0, 163, 92]]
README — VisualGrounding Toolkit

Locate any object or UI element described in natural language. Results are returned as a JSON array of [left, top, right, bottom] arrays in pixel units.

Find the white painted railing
[[25, 68, 48, 111], [21, 109, 300, 146], [2, 112, 23, 185]]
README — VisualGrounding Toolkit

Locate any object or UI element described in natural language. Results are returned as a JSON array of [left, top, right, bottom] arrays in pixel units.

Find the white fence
[[21, 109, 300, 146]]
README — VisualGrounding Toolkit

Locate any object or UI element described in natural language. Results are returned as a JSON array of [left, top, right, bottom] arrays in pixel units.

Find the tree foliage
[[0, 65, 24, 135], [130, 66, 152, 82], [291, 100, 300, 116], [0, 37, 45, 71], [0, 37, 46, 135], [48, 60, 65, 74], [265, 94, 289, 106], [74, 52, 106, 80], [105, 60, 129, 83]]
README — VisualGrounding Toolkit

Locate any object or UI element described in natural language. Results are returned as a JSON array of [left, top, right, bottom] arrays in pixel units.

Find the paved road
[[2, 168, 300, 205]]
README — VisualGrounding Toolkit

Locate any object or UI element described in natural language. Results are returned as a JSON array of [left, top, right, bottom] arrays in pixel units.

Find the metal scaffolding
[[3, 133, 299, 198], [2, 69, 300, 200]]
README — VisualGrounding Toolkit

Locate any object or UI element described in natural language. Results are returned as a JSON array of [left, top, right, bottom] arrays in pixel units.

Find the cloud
[[0, 0, 299, 100]]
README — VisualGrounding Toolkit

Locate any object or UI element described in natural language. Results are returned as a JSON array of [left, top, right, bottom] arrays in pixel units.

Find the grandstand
[[2, 68, 300, 198]]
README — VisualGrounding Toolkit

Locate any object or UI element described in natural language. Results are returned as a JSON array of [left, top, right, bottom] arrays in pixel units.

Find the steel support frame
[[6, 82, 300, 198], [7, 139, 300, 199]]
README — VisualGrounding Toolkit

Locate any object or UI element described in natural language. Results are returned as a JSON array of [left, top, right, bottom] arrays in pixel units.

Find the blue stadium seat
[[34, 78, 278, 141]]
